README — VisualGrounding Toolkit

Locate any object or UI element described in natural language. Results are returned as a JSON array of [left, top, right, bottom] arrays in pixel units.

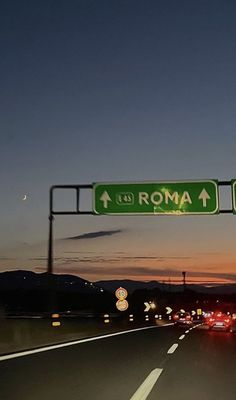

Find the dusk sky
[[1, 0, 236, 284]]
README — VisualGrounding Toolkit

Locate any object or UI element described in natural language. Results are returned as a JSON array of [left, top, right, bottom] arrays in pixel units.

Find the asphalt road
[[0, 323, 236, 400]]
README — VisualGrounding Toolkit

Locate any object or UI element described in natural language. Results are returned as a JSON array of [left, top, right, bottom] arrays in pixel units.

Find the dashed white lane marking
[[179, 334, 185, 340], [167, 343, 178, 354], [129, 368, 163, 400], [0, 323, 174, 362], [185, 330, 189, 334]]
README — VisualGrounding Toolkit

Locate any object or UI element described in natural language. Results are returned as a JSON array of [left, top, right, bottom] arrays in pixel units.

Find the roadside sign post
[[115, 287, 129, 311], [93, 181, 219, 215]]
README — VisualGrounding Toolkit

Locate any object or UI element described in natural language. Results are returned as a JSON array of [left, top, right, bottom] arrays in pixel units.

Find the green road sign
[[93, 180, 219, 215], [231, 180, 236, 214]]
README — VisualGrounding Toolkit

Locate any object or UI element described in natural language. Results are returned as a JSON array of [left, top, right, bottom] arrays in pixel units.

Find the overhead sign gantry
[[47, 179, 234, 276]]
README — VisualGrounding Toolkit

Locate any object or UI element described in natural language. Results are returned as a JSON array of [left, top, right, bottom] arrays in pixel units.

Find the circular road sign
[[115, 287, 128, 300], [116, 299, 129, 311]]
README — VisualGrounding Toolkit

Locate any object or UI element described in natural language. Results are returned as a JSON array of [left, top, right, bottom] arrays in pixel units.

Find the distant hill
[[0, 270, 110, 313], [0, 270, 236, 314], [0, 270, 236, 295], [204, 284, 236, 295], [0, 270, 102, 294], [95, 279, 164, 294], [95, 279, 236, 295]]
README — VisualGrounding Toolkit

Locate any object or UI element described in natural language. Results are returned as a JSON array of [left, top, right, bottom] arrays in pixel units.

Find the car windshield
[[1, 1, 236, 400]]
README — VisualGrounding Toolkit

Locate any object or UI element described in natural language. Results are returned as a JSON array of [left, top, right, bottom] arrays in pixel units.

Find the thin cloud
[[34, 255, 194, 266], [195, 252, 222, 256], [34, 265, 236, 283], [35, 266, 184, 277], [186, 270, 236, 281], [118, 256, 193, 260], [60, 255, 193, 263], [64, 229, 123, 240], [63, 251, 192, 260]]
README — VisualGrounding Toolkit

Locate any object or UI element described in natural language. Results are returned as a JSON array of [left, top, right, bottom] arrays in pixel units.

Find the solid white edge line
[[167, 343, 178, 354], [179, 334, 185, 340], [129, 368, 163, 400], [0, 323, 174, 362]]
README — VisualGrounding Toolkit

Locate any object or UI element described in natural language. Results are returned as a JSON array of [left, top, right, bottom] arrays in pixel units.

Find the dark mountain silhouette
[[0, 270, 101, 294], [0, 270, 235, 314], [0, 270, 110, 313], [0, 270, 236, 295], [95, 279, 236, 295]]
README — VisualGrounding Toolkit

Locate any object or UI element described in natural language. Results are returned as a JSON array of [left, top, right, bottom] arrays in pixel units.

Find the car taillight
[[186, 315, 191, 320], [209, 318, 214, 323], [173, 315, 178, 320], [224, 318, 231, 323]]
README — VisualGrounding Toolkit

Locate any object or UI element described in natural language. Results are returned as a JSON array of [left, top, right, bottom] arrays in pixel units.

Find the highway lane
[[149, 325, 236, 400], [0, 324, 176, 400], [0, 323, 235, 399]]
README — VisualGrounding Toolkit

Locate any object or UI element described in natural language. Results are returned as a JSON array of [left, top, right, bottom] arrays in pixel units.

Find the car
[[206, 311, 232, 331], [173, 311, 193, 327]]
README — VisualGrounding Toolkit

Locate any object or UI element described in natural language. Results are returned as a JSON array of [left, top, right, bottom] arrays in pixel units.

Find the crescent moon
[[22, 195, 27, 201]]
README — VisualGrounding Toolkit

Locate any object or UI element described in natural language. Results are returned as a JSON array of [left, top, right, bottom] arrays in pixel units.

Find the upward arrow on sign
[[100, 191, 111, 209], [198, 188, 211, 207]]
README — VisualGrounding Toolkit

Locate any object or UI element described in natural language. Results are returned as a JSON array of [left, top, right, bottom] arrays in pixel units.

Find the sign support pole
[[47, 187, 55, 314], [47, 214, 54, 275], [47, 186, 54, 275]]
